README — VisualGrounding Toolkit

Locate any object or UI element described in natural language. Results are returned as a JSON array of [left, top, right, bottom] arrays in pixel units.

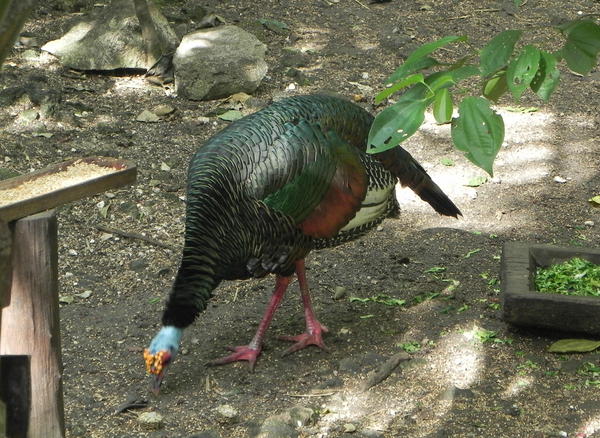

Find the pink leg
[[208, 275, 291, 370], [279, 259, 328, 356]]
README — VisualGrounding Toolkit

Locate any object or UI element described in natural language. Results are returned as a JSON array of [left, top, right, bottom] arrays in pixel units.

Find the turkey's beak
[[150, 369, 166, 395]]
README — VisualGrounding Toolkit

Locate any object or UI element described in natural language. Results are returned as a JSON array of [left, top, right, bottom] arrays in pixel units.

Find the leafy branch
[[367, 18, 600, 176]]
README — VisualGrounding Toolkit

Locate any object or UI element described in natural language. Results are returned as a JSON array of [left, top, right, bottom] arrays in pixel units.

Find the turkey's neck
[[161, 231, 222, 328]]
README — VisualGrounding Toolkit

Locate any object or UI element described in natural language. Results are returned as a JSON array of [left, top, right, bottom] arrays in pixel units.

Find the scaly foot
[[279, 322, 329, 356], [207, 345, 261, 370]]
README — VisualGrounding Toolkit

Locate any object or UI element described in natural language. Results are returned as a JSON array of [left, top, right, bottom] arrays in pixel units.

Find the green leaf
[[480, 30, 523, 77], [589, 195, 600, 207], [513, 0, 523, 7], [375, 73, 424, 104], [549, 339, 600, 353], [451, 97, 504, 176], [466, 176, 487, 187], [464, 248, 482, 258], [386, 35, 467, 83], [218, 110, 243, 121], [447, 65, 480, 83], [427, 73, 455, 93], [560, 20, 600, 75], [506, 45, 541, 100], [529, 51, 560, 101], [483, 71, 508, 103], [258, 18, 289, 34], [368, 84, 432, 154], [433, 88, 453, 123], [386, 56, 439, 84], [440, 157, 455, 166]]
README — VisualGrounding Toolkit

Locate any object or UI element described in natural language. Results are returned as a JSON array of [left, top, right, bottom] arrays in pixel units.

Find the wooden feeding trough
[[502, 242, 600, 335], [0, 157, 136, 438]]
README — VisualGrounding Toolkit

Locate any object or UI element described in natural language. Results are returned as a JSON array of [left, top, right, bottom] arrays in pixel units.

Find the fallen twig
[[286, 391, 337, 398], [94, 224, 178, 251], [361, 352, 410, 391]]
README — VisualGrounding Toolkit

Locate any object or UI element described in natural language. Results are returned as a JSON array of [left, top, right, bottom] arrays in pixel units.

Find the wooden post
[[1, 355, 30, 438], [0, 211, 64, 438], [0, 220, 11, 438]]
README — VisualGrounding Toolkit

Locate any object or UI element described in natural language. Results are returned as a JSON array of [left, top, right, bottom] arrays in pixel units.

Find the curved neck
[[162, 242, 221, 328]]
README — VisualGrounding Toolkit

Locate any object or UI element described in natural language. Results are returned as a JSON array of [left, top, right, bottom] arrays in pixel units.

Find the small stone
[[333, 286, 347, 299], [216, 404, 238, 423], [130, 259, 149, 272], [584, 220, 594, 227], [75, 290, 92, 299], [21, 49, 39, 60], [138, 411, 163, 430], [17, 109, 40, 123], [257, 418, 297, 438], [68, 249, 78, 256], [344, 423, 357, 433], [376, 225, 384, 231], [553, 175, 567, 183], [361, 72, 369, 80], [136, 110, 160, 123], [288, 406, 314, 427]]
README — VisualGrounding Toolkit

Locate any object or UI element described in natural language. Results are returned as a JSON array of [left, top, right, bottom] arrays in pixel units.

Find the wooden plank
[[0, 157, 136, 222], [0, 211, 64, 438], [0, 355, 30, 438]]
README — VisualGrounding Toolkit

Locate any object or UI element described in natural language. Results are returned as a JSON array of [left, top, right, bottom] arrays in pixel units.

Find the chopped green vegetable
[[349, 294, 406, 307], [398, 341, 421, 353], [535, 257, 600, 296]]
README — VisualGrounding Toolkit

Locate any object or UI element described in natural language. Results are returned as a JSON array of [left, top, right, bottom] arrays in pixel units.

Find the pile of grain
[[0, 161, 116, 207]]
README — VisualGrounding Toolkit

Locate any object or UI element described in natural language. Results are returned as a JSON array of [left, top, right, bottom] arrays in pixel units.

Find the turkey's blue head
[[144, 326, 182, 394]]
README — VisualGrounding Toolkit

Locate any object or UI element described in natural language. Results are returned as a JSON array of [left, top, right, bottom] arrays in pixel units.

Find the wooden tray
[[0, 157, 137, 222]]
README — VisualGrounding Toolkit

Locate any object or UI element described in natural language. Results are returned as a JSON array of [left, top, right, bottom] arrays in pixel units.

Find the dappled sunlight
[[579, 415, 600, 436], [15, 50, 61, 72], [390, 103, 600, 236], [501, 374, 534, 397], [315, 321, 485, 436], [497, 109, 556, 143], [108, 76, 153, 96], [294, 26, 331, 52], [434, 324, 484, 388], [176, 32, 215, 56]]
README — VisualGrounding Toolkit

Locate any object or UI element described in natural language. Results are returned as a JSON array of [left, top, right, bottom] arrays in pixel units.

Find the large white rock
[[42, 0, 178, 71], [173, 25, 268, 100]]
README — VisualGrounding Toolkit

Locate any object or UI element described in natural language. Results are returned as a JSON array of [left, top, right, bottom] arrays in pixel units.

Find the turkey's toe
[[279, 324, 329, 356], [207, 345, 261, 370]]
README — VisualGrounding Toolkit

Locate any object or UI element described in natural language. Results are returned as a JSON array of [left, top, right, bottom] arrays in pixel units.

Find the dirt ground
[[1, 0, 600, 437]]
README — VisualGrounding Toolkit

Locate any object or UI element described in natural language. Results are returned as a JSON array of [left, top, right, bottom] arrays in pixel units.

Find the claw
[[279, 323, 329, 356], [207, 345, 261, 370]]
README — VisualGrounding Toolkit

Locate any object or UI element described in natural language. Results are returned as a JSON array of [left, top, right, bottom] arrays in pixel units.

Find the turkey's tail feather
[[375, 147, 462, 218]]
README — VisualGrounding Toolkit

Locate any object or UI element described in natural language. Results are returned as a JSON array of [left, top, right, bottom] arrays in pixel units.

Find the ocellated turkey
[[144, 94, 461, 392]]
